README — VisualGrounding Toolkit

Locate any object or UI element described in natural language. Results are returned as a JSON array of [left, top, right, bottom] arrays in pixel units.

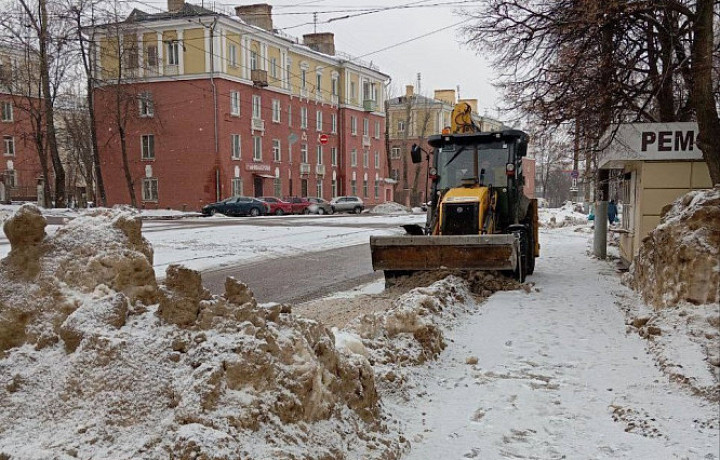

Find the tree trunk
[[38, 0, 65, 207], [692, 0, 720, 185]]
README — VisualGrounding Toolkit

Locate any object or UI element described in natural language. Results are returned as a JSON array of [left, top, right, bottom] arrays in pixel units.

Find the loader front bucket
[[369, 234, 519, 272]]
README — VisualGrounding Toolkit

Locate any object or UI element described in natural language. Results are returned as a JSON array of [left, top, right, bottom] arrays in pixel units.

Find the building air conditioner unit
[[251, 69, 268, 87]]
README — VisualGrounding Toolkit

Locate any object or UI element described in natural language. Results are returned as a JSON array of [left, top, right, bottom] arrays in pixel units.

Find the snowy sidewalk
[[390, 228, 718, 459]]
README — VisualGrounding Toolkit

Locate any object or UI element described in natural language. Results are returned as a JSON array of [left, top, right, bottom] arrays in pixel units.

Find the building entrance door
[[253, 176, 263, 197]]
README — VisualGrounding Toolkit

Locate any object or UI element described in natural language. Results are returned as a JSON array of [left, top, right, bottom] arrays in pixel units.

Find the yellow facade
[[225, 32, 242, 78], [267, 45, 281, 88], [183, 28, 205, 74]]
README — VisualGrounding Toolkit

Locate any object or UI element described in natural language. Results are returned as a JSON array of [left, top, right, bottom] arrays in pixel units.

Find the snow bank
[[538, 202, 589, 228], [0, 205, 401, 459], [370, 202, 412, 215], [627, 186, 720, 308]]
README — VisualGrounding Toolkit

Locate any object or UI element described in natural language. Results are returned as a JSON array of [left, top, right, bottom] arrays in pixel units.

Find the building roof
[[125, 4, 217, 23], [387, 94, 449, 107]]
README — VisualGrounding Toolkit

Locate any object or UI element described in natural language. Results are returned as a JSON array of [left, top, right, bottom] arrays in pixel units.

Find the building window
[[232, 177, 243, 196], [272, 99, 281, 123], [141, 134, 155, 160], [316, 145, 323, 165], [316, 180, 323, 198], [139, 91, 154, 117], [363, 179, 368, 197], [230, 91, 240, 116], [374, 180, 380, 198], [363, 118, 369, 136], [315, 74, 322, 96], [273, 139, 281, 162], [397, 120, 405, 133], [167, 41, 179, 66], [350, 81, 356, 101], [363, 150, 369, 168], [374, 151, 380, 168], [231, 134, 241, 159], [331, 114, 337, 134], [250, 51, 258, 70], [274, 177, 281, 196], [374, 121, 380, 139], [391, 147, 401, 159], [300, 107, 308, 129], [147, 44, 158, 67], [228, 44, 237, 67], [4, 170, 16, 187], [288, 143, 293, 163], [270, 57, 278, 79], [331, 76, 338, 96], [252, 95, 261, 119], [350, 116, 357, 135], [288, 105, 293, 127], [253, 136, 262, 161], [3, 136, 14, 156], [142, 177, 158, 201], [1, 102, 12, 122], [331, 147, 337, 166], [350, 149, 357, 167], [316, 110, 323, 132], [301, 143, 308, 163], [391, 169, 399, 181], [301, 69, 307, 89], [331, 179, 337, 197], [351, 179, 357, 195]]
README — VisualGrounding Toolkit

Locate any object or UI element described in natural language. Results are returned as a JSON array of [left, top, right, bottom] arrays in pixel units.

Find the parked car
[[330, 196, 364, 214], [202, 196, 269, 217], [284, 196, 313, 214], [259, 196, 293, 215], [306, 197, 333, 215]]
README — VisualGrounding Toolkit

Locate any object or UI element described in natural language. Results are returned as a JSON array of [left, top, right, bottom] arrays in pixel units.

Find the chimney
[[303, 33, 335, 56], [168, 0, 184, 13], [434, 89, 456, 105], [405, 85, 414, 97], [459, 99, 478, 114], [236, 4, 273, 31]]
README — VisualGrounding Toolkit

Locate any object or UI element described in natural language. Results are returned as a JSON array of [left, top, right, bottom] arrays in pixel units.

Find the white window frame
[[272, 99, 281, 123], [167, 41, 179, 66], [301, 143, 308, 164], [316, 180, 323, 198], [315, 73, 322, 96], [231, 134, 241, 159], [351, 148, 357, 167], [316, 145, 323, 165], [142, 177, 158, 202], [300, 107, 308, 129], [230, 91, 240, 116], [331, 114, 337, 134], [1, 101, 13, 122], [331, 147, 337, 166], [146, 44, 158, 67], [316, 110, 323, 132], [228, 43, 237, 67], [274, 177, 282, 197], [252, 95, 261, 119], [363, 150, 369, 168], [350, 116, 357, 135], [288, 105, 293, 127], [374, 121, 380, 139], [3, 135, 15, 156], [250, 50, 258, 70], [374, 151, 380, 168], [363, 179, 368, 197], [397, 120, 405, 133], [351, 179, 357, 195], [270, 57, 278, 79], [141, 134, 155, 160], [363, 118, 369, 136], [253, 135, 262, 161], [273, 138, 281, 162], [391, 147, 401, 159], [332, 179, 337, 197], [139, 91, 154, 117], [232, 177, 243, 196], [374, 179, 380, 198]]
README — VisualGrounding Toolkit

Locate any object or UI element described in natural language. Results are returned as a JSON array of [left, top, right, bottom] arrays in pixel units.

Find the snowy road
[[390, 227, 719, 459]]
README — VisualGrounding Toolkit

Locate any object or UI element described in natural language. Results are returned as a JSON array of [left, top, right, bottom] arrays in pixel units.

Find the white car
[[330, 196, 364, 214]]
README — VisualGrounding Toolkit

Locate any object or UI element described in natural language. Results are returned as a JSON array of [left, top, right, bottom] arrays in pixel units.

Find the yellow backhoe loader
[[370, 102, 539, 282]]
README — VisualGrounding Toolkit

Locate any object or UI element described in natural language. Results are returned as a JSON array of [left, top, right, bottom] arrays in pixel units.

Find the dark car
[[259, 196, 293, 215], [283, 196, 313, 214], [202, 196, 269, 217], [306, 197, 333, 215], [330, 196, 364, 214]]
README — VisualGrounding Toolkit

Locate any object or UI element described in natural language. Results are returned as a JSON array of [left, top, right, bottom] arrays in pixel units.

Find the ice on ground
[[538, 202, 589, 228], [0, 205, 401, 459], [370, 202, 413, 215], [627, 186, 719, 308]]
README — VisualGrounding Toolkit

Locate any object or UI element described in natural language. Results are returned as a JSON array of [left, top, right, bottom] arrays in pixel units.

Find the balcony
[[251, 118, 265, 133], [363, 99, 377, 112], [316, 164, 325, 176], [362, 135, 371, 147], [300, 163, 311, 175], [300, 87, 309, 99], [251, 69, 268, 87]]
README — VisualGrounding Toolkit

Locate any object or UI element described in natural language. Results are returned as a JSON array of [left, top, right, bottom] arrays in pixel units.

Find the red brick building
[[93, 1, 390, 211]]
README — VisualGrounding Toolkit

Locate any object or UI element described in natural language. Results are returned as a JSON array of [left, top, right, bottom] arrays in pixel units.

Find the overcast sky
[[131, 0, 502, 116]]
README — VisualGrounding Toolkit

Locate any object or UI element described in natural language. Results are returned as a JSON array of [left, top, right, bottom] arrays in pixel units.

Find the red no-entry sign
[[319, 134, 329, 145]]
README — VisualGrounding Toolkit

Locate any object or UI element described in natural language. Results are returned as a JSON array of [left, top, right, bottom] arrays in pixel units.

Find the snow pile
[[538, 203, 589, 228], [370, 202, 412, 215], [0, 205, 401, 459], [628, 186, 720, 308]]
